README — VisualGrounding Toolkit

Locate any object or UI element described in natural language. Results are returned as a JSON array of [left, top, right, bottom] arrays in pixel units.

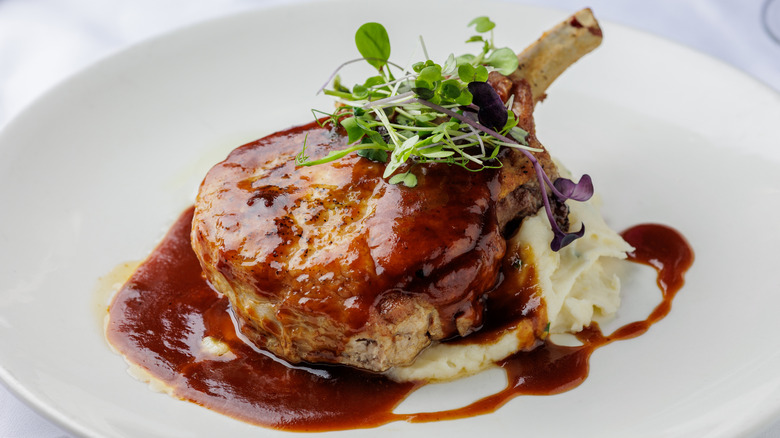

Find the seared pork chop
[[191, 9, 602, 372]]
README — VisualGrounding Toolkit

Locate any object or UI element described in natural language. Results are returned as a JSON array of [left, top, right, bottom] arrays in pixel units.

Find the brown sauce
[[106, 211, 693, 432]]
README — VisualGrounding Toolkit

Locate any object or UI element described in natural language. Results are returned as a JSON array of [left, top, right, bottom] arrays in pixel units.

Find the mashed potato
[[385, 187, 633, 383]]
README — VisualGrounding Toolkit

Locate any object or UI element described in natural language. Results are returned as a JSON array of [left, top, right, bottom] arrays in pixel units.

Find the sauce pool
[[106, 211, 693, 431]]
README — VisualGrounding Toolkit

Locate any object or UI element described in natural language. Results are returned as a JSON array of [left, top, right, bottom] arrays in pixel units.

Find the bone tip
[[571, 7, 602, 39]]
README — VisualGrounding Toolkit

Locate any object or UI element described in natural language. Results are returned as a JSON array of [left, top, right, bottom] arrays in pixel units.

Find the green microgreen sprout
[[297, 17, 593, 251], [355, 23, 392, 72]]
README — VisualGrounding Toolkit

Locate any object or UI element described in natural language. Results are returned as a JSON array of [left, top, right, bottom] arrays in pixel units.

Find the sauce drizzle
[[106, 213, 693, 431], [401, 223, 694, 424]]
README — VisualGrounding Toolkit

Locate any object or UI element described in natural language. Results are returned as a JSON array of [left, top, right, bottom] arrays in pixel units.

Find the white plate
[[2, 1, 780, 437]]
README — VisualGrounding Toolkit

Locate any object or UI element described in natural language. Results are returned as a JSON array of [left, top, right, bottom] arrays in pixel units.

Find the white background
[[0, 0, 778, 436]]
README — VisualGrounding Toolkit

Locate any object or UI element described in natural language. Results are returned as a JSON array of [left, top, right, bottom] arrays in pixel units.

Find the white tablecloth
[[1, 0, 779, 436]]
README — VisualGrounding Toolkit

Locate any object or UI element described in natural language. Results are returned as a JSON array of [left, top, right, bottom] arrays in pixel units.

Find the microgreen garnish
[[354, 23, 392, 71], [553, 174, 594, 202], [297, 17, 593, 250], [467, 81, 508, 131]]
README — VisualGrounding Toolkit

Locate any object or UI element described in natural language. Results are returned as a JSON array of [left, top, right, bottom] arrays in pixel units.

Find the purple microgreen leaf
[[551, 223, 586, 252], [461, 103, 479, 113], [553, 174, 594, 202], [467, 82, 508, 132], [414, 97, 516, 150], [538, 165, 586, 251]]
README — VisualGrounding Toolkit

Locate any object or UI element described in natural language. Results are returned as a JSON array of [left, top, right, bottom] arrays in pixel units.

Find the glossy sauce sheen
[[193, 121, 504, 335], [107, 207, 693, 431]]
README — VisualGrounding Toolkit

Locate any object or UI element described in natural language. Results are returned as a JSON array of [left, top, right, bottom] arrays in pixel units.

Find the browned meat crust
[[192, 122, 517, 371]]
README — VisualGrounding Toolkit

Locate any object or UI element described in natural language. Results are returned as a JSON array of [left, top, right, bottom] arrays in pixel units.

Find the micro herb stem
[[317, 57, 406, 95], [323, 89, 357, 100], [541, 169, 570, 200], [373, 107, 402, 147], [364, 91, 417, 108], [392, 107, 424, 122], [450, 145, 484, 165], [417, 132, 477, 150], [419, 35, 430, 60], [470, 124, 486, 156], [297, 141, 387, 167], [412, 98, 538, 154], [384, 123, 440, 132], [369, 73, 418, 90], [492, 140, 544, 152], [390, 63, 414, 97]]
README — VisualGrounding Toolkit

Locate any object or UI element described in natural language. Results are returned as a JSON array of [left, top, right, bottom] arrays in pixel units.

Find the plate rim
[[1, 1, 780, 437]]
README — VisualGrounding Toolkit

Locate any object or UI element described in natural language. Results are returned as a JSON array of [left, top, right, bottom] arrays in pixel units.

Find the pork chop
[[190, 9, 602, 372]]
